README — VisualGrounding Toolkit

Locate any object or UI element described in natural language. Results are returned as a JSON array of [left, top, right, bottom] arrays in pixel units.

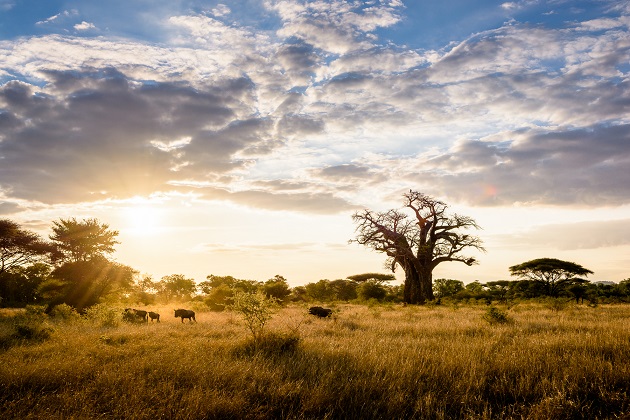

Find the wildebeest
[[123, 308, 148, 323], [148, 311, 160, 322], [309, 306, 333, 318], [174, 309, 196, 323]]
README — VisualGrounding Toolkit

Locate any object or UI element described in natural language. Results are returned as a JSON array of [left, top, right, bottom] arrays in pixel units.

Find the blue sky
[[1, 0, 629, 285]]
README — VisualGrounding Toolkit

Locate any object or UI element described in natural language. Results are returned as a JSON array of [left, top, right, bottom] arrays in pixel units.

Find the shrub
[[229, 290, 278, 343], [13, 323, 53, 341], [50, 303, 81, 322], [84, 304, 122, 328], [483, 307, 510, 325], [234, 331, 301, 358]]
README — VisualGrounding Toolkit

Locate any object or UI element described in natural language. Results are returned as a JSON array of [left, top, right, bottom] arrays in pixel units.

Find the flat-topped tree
[[347, 273, 396, 283], [509, 258, 593, 297], [351, 190, 485, 304]]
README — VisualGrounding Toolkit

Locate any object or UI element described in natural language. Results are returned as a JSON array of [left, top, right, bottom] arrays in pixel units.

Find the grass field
[[1, 302, 629, 419]]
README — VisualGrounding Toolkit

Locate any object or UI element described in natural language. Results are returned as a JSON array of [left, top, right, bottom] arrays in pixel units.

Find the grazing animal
[[174, 309, 196, 323], [123, 308, 148, 323], [148, 311, 160, 322], [309, 306, 333, 318]]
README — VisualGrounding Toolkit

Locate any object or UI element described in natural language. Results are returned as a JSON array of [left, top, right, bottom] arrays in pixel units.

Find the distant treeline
[[2, 265, 630, 309], [1, 217, 629, 310]]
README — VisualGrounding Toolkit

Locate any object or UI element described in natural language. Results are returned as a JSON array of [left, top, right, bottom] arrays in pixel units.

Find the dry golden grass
[[1, 302, 629, 419]]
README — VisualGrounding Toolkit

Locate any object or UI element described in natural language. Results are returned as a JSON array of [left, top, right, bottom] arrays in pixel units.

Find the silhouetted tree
[[352, 191, 484, 304], [509, 258, 593, 297], [46, 256, 135, 311], [49, 218, 119, 263], [0, 219, 51, 274], [45, 218, 133, 312], [0, 263, 51, 306], [347, 273, 396, 283]]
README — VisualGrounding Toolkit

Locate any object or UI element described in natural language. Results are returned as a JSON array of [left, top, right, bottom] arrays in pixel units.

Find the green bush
[[229, 290, 278, 343], [50, 304, 81, 322], [234, 331, 301, 358], [483, 307, 510, 325], [13, 323, 53, 341], [84, 304, 122, 328]]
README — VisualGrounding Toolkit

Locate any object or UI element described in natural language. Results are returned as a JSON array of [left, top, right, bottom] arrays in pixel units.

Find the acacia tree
[[509, 258, 593, 297], [351, 190, 484, 304]]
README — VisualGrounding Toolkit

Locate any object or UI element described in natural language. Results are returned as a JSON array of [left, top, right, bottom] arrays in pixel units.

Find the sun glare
[[122, 205, 163, 235]]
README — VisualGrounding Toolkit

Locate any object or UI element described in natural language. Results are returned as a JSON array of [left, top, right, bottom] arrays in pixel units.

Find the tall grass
[[1, 303, 629, 419]]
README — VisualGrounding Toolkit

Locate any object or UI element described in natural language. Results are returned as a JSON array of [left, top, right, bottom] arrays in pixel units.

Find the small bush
[[483, 307, 510, 325], [234, 331, 301, 357], [50, 304, 81, 322], [99, 334, 129, 346], [545, 298, 569, 312], [13, 323, 53, 341], [229, 290, 278, 342], [84, 304, 122, 328]]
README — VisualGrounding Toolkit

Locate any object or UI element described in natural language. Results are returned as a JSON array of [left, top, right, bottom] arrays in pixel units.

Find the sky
[[1, 0, 629, 287]]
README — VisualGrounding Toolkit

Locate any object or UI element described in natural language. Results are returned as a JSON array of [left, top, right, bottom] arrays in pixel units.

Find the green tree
[[263, 275, 291, 302], [509, 258, 593, 297], [330, 279, 358, 301], [357, 280, 387, 301], [0, 219, 51, 274], [157, 274, 197, 302], [49, 218, 119, 263], [305, 279, 335, 302], [486, 280, 511, 303], [352, 191, 484, 304], [433, 278, 465, 298], [128, 274, 158, 305]]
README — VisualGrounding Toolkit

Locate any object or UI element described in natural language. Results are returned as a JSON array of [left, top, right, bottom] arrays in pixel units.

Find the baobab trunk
[[401, 259, 434, 304]]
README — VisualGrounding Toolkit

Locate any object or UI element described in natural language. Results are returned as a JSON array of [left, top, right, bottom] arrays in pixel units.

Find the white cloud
[[74, 21, 96, 31], [212, 4, 231, 17]]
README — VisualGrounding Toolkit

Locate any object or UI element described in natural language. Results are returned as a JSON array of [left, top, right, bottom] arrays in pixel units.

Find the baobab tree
[[351, 190, 485, 304]]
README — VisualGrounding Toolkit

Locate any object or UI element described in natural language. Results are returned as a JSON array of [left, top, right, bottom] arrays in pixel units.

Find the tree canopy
[[352, 190, 484, 304], [347, 273, 396, 283], [49, 218, 119, 263], [0, 219, 51, 274], [509, 258, 593, 297]]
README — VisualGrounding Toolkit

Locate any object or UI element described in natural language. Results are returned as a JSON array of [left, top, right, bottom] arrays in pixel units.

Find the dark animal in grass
[[174, 309, 196, 323], [123, 308, 148, 323], [309, 306, 333, 318], [148, 311, 160, 322]]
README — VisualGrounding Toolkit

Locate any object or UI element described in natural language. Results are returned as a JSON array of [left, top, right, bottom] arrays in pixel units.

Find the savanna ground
[[1, 302, 629, 419]]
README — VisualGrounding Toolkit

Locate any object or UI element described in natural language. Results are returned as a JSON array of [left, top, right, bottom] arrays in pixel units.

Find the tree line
[[2, 190, 628, 311]]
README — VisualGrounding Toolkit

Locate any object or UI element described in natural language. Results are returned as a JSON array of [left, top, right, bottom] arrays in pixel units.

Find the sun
[[122, 204, 163, 235]]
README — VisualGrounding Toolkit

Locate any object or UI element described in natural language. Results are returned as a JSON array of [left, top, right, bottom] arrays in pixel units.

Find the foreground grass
[[1, 303, 629, 419]]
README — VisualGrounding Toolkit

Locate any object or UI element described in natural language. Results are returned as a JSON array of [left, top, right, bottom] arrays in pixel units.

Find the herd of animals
[[122, 306, 333, 324]]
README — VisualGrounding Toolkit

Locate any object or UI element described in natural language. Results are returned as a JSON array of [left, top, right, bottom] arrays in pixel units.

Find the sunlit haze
[[1, 0, 629, 286]]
